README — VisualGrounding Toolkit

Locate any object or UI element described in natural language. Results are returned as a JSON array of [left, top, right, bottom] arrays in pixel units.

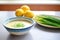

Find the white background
[[0, 0, 60, 4]]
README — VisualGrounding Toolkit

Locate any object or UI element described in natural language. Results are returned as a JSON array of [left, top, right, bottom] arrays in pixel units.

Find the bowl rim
[[2, 16, 35, 29]]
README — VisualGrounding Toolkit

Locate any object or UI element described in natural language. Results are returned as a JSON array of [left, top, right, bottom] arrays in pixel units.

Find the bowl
[[3, 17, 34, 35]]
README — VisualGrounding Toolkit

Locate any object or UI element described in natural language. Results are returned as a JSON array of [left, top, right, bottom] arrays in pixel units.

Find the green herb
[[14, 23, 24, 28]]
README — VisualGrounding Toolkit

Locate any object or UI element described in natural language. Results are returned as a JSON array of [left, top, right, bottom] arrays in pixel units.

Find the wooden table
[[0, 11, 60, 40]]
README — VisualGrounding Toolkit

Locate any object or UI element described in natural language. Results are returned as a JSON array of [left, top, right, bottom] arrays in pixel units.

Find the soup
[[6, 20, 32, 28]]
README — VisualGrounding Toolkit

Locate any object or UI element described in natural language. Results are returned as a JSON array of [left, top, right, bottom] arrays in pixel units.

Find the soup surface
[[6, 20, 32, 28]]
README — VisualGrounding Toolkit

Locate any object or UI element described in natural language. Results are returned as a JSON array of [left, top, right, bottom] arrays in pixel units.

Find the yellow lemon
[[21, 5, 30, 12], [24, 11, 34, 18], [15, 9, 24, 16]]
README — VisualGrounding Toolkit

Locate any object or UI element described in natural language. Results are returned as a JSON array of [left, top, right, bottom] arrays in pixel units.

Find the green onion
[[13, 23, 24, 28]]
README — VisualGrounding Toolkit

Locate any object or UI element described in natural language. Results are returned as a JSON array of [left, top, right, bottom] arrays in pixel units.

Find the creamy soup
[[6, 20, 32, 28]]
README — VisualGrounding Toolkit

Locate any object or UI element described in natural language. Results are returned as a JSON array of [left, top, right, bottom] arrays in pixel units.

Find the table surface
[[0, 11, 60, 40]]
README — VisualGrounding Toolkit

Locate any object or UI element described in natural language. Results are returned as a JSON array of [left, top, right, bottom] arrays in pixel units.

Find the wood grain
[[0, 4, 60, 11]]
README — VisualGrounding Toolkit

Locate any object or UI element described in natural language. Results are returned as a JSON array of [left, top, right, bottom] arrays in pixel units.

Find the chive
[[13, 23, 24, 28]]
